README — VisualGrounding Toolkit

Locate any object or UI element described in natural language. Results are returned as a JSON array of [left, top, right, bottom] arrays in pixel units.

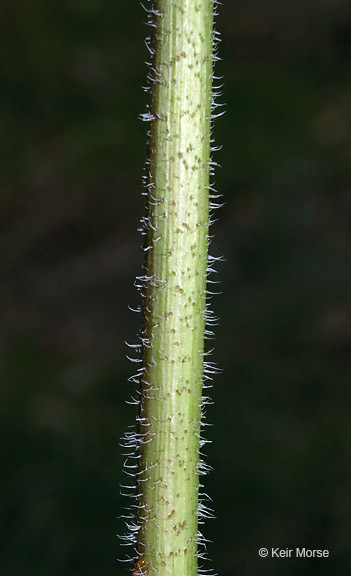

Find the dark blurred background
[[1, 1, 350, 575]]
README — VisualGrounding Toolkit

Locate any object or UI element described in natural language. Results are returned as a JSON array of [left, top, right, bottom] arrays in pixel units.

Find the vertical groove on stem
[[124, 1, 217, 575]]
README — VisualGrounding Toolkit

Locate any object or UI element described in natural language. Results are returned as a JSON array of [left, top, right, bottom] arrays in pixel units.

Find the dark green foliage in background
[[1, 1, 350, 575]]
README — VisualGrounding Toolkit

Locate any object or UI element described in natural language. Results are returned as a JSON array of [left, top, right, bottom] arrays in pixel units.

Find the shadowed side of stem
[[133, 2, 214, 575]]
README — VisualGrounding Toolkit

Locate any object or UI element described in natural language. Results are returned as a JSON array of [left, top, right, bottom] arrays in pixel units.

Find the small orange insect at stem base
[[132, 556, 146, 576]]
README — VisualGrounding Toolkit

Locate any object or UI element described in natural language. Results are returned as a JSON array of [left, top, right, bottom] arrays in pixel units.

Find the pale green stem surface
[[138, 2, 214, 575]]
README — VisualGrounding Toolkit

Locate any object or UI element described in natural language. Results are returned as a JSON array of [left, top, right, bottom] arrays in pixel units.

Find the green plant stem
[[137, 1, 214, 575]]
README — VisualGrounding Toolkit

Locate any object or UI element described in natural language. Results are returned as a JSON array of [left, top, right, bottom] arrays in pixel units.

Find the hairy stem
[[134, 2, 215, 575]]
